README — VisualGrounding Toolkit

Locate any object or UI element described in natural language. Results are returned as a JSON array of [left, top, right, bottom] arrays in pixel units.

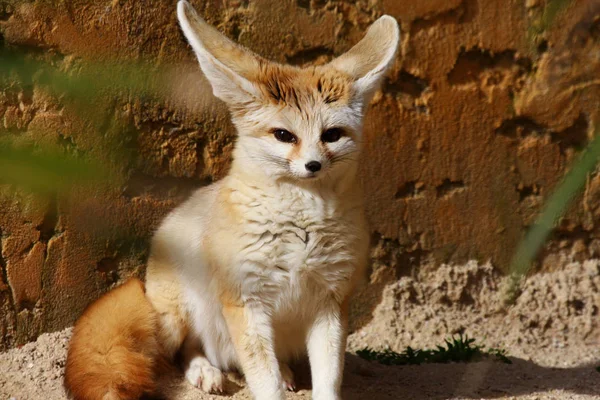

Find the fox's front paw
[[280, 363, 296, 391], [185, 356, 224, 394]]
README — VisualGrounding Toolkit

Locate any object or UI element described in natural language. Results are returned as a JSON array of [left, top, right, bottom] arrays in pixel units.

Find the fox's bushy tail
[[64, 278, 162, 400]]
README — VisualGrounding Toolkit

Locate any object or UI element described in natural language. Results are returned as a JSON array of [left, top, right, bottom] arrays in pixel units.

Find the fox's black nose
[[305, 161, 322, 173]]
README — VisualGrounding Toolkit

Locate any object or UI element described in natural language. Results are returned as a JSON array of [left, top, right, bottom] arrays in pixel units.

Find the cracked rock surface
[[1, 0, 600, 351]]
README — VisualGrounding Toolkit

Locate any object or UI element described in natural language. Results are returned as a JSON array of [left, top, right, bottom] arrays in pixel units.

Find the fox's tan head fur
[[177, 0, 399, 182]]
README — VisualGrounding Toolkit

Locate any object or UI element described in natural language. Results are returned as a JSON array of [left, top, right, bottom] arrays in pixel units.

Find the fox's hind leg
[[145, 254, 189, 358], [146, 251, 225, 394], [182, 335, 225, 393]]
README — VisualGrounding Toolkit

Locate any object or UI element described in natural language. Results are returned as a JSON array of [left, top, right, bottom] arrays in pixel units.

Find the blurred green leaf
[[528, 0, 573, 51], [0, 46, 174, 196], [540, 0, 572, 31], [0, 47, 171, 111], [0, 140, 110, 195], [506, 128, 600, 303]]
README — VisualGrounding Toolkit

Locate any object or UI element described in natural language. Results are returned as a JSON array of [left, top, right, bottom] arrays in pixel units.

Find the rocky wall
[[0, 0, 599, 349]]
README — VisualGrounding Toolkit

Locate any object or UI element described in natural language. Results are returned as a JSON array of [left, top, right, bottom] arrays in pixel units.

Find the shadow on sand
[[339, 353, 600, 399], [154, 352, 600, 399]]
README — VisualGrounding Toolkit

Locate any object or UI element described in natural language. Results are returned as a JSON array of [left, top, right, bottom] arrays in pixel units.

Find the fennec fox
[[64, 1, 399, 399]]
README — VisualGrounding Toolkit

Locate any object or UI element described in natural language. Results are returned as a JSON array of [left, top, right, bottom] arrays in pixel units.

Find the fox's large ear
[[330, 15, 400, 104], [177, 0, 262, 105]]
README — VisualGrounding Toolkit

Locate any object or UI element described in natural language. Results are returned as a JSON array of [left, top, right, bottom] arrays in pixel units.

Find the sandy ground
[[1, 259, 600, 399]]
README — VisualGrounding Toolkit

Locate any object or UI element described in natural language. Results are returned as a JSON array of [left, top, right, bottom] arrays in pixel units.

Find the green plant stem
[[506, 129, 600, 303]]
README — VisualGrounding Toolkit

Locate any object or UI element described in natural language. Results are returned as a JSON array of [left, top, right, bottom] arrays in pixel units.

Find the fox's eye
[[273, 129, 297, 144], [321, 128, 343, 143]]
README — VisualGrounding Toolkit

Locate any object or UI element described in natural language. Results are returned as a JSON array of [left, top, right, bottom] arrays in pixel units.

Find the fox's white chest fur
[[228, 178, 366, 307]]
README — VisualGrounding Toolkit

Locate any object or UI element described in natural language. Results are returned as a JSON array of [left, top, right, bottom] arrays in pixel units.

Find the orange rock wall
[[1, 0, 599, 349]]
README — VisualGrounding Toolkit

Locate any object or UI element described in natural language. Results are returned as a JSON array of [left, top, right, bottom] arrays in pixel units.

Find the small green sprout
[[357, 335, 512, 366]]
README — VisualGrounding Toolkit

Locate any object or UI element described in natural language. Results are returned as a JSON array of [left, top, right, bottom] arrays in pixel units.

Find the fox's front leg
[[307, 299, 348, 400], [223, 304, 285, 400]]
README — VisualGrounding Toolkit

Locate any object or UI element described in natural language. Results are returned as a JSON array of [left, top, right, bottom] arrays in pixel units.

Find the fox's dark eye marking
[[272, 129, 298, 144], [321, 128, 343, 143]]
